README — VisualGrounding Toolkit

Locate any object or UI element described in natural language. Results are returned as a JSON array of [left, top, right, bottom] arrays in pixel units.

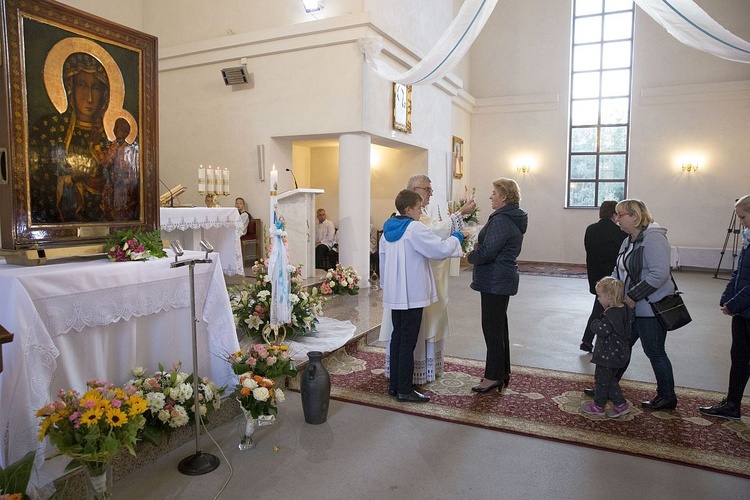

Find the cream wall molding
[[472, 93, 560, 114], [158, 11, 462, 96], [452, 88, 476, 113], [639, 80, 750, 106]]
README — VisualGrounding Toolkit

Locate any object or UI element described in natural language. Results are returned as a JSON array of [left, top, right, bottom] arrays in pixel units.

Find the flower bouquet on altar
[[321, 263, 361, 295], [228, 259, 326, 340], [105, 229, 166, 262], [36, 379, 148, 493], [448, 186, 481, 224], [123, 363, 226, 446]]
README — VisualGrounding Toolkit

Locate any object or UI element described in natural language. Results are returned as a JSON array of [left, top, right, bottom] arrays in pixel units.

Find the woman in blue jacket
[[699, 195, 750, 420], [467, 178, 528, 393]]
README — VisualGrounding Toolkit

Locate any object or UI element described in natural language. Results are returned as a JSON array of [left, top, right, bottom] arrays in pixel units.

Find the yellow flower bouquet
[[36, 379, 147, 475]]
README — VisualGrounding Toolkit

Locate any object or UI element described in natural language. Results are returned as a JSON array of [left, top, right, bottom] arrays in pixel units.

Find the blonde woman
[[467, 178, 527, 393], [612, 199, 677, 410]]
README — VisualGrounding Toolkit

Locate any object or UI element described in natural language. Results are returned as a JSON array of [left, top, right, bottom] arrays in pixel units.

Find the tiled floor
[[110, 268, 749, 500]]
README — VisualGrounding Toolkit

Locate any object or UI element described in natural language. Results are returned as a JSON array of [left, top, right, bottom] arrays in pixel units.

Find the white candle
[[223, 168, 230, 195], [198, 165, 205, 194], [270, 165, 278, 193], [215, 166, 223, 195], [270, 164, 278, 224], [206, 165, 215, 195]]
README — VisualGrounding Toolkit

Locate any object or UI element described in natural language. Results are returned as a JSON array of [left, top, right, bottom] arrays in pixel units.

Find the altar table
[[160, 207, 245, 275], [0, 251, 240, 473]]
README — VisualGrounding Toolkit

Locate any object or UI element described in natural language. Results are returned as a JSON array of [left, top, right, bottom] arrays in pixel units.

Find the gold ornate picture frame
[[0, 0, 158, 252], [393, 82, 412, 133], [452, 136, 464, 179]]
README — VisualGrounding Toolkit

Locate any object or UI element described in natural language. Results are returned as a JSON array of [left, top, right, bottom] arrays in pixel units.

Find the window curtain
[[360, 0, 748, 88], [634, 0, 750, 64], [358, 0, 498, 86]]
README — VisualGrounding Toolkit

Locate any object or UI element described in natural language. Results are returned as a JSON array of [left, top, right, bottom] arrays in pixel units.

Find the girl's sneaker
[[609, 403, 630, 418], [580, 401, 605, 416]]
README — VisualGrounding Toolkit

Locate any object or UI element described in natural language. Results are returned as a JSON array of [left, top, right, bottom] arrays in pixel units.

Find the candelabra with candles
[[198, 165, 231, 199]]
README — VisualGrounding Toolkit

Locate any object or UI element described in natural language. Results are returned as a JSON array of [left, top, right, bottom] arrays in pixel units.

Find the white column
[[338, 133, 371, 286]]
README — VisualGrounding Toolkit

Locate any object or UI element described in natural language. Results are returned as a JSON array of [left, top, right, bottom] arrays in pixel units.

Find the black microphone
[[159, 178, 174, 207], [285, 168, 299, 190]]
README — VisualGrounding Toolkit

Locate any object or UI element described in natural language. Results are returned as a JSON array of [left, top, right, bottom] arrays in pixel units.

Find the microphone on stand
[[159, 178, 175, 207], [285, 168, 299, 190]]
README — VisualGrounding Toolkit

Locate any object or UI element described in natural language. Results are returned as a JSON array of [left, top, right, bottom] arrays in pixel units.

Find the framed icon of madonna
[[0, 0, 158, 253]]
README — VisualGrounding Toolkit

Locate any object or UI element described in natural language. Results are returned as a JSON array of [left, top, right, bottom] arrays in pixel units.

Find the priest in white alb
[[379, 174, 476, 385]]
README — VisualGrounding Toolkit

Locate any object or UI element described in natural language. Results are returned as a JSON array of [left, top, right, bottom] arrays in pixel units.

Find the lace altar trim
[[36, 274, 211, 336], [160, 211, 244, 234]]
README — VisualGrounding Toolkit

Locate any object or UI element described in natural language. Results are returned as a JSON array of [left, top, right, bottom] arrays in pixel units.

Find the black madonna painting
[[0, 0, 158, 250]]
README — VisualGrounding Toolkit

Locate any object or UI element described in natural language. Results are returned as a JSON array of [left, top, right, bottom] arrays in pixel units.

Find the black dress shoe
[[583, 388, 595, 398], [641, 396, 678, 410], [396, 390, 430, 403], [698, 399, 741, 420], [388, 388, 397, 397], [471, 380, 503, 393]]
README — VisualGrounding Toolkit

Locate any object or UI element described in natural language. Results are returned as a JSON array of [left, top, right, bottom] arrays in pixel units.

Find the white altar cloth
[[160, 207, 245, 276], [0, 251, 240, 473], [285, 317, 356, 363]]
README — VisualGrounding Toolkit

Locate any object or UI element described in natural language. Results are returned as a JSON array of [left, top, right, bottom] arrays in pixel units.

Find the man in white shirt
[[235, 197, 251, 236], [315, 208, 336, 269]]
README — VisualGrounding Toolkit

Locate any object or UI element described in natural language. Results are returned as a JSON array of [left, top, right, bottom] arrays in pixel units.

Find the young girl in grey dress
[[581, 277, 634, 418]]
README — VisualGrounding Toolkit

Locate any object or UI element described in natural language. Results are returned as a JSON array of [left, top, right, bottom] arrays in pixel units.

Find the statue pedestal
[[277, 189, 324, 278]]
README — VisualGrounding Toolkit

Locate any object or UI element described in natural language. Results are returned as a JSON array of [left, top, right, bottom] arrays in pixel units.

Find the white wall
[[468, 0, 750, 264], [142, 0, 366, 48]]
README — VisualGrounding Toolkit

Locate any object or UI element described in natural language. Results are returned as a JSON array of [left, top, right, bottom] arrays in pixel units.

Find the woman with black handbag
[[699, 195, 750, 420], [612, 199, 678, 410]]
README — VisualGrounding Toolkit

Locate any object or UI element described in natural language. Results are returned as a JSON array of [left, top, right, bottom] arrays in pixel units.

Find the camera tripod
[[714, 204, 741, 279]]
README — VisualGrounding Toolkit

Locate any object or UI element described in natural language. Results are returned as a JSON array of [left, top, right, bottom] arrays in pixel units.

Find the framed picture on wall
[[0, 0, 159, 253], [393, 82, 412, 133], [452, 136, 464, 179]]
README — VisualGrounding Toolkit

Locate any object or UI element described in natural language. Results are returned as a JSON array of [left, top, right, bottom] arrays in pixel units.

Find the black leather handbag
[[647, 274, 692, 331]]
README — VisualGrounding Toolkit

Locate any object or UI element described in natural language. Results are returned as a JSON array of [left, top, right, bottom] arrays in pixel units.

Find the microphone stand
[[285, 168, 299, 189], [170, 241, 220, 476], [159, 178, 175, 207]]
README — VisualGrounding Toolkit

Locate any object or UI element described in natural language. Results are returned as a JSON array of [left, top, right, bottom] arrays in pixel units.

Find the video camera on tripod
[[714, 198, 741, 279]]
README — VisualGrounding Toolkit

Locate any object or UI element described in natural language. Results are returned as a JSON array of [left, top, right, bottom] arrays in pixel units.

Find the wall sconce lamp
[[514, 157, 533, 174], [681, 162, 699, 172], [302, 0, 324, 13]]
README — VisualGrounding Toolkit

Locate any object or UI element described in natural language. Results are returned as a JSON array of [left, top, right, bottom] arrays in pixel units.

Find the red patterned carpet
[[517, 261, 588, 278], [290, 339, 750, 478]]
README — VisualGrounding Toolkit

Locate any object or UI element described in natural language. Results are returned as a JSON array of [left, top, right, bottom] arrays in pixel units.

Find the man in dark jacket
[[580, 201, 626, 352]]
